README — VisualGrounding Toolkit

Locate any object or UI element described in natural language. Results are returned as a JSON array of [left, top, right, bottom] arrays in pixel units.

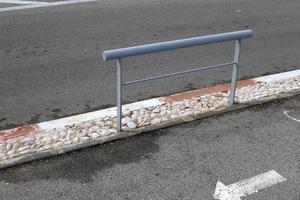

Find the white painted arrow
[[213, 170, 286, 200]]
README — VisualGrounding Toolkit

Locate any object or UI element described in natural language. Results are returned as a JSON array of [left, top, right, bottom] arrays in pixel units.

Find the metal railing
[[103, 30, 253, 131]]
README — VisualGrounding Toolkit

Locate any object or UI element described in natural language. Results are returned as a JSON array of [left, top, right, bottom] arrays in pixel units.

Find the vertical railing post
[[229, 39, 241, 104], [117, 58, 122, 132]]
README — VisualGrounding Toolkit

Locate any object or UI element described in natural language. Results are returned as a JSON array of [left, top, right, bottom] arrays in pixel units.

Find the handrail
[[102, 30, 253, 131], [123, 62, 235, 86], [103, 30, 253, 60]]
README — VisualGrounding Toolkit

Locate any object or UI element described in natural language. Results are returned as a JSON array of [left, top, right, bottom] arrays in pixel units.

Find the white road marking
[[0, 0, 99, 12], [38, 98, 163, 130], [213, 170, 286, 200], [0, 0, 49, 5], [284, 110, 300, 122], [254, 69, 300, 83]]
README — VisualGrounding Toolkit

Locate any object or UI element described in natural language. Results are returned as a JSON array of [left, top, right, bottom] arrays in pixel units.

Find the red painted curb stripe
[[0, 79, 256, 141], [0, 125, 40, 140], [162, 79, 256, 103]]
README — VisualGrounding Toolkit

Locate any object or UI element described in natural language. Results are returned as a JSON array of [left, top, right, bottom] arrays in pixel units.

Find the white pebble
[[100, 128, 110, 136], [90, 132, 100, 139], [7, 149, 16, 156], [52, 141, 63, 148], [72, 137, 79, 143], [19, 149, 32, 155], [122, 117, 132, 125], [39, 144, 52, 151], [12, 143, 19, 149], [91, 125, 100, 132], [6, 143, 12, 151], [60, 132, 67, 138], [152, 108, 160, 113], [109, 129, 117, 134], [80, 137, 90, 142], [67, 129, 76, 135], [127, 122, 137, 129], [18, 146, 30, 152], [106, 121, 113, 127], [150, 118, 161, 125], [96, 121, 105, 127]]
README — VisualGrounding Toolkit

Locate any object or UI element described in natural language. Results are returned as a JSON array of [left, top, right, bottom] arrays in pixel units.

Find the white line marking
[[254, 69, 300, 83], [38, 98, 163, 130], [0, 0, 99, 12], [0, 0, 49, 5], [284, 110, 300, 122], [213, 170, 286, 200]]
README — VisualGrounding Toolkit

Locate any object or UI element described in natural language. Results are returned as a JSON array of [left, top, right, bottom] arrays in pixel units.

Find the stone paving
[[0, 76, 300, 165]]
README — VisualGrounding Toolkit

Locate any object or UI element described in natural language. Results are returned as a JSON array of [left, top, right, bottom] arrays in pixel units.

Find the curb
[[1, 69, 300, 169]]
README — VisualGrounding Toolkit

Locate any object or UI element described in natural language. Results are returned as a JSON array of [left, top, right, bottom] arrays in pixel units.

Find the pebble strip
[[1, 76, 300, 162]]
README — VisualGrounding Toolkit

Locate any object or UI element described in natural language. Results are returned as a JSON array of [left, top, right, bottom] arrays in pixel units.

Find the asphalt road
[[0, 94, 298, 199], [1, 0, 300, 129]]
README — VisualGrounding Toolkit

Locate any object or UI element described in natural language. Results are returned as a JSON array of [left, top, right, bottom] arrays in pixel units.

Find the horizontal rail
[[123, 62, 235, 86], [102, 30, 253, 131], [102, 30, 253, 60]]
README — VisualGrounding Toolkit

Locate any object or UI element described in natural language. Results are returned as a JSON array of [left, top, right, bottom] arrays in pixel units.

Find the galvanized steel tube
[[102, 30, 253, 60]]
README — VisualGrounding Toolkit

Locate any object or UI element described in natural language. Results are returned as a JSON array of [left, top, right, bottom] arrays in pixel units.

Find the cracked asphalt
[[0, 95, 299, 199]]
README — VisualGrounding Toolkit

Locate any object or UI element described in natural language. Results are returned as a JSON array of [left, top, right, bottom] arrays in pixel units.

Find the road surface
[[1, 0, 300, 129], [0, 94, 299, 199]]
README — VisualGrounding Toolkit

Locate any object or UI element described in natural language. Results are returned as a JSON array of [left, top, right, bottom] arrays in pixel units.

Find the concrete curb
[[1, 69, 300, 169]]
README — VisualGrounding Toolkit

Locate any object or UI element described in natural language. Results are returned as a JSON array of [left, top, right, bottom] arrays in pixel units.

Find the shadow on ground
[[0, 131, 161, 184], [0, 95, 299, 185]]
